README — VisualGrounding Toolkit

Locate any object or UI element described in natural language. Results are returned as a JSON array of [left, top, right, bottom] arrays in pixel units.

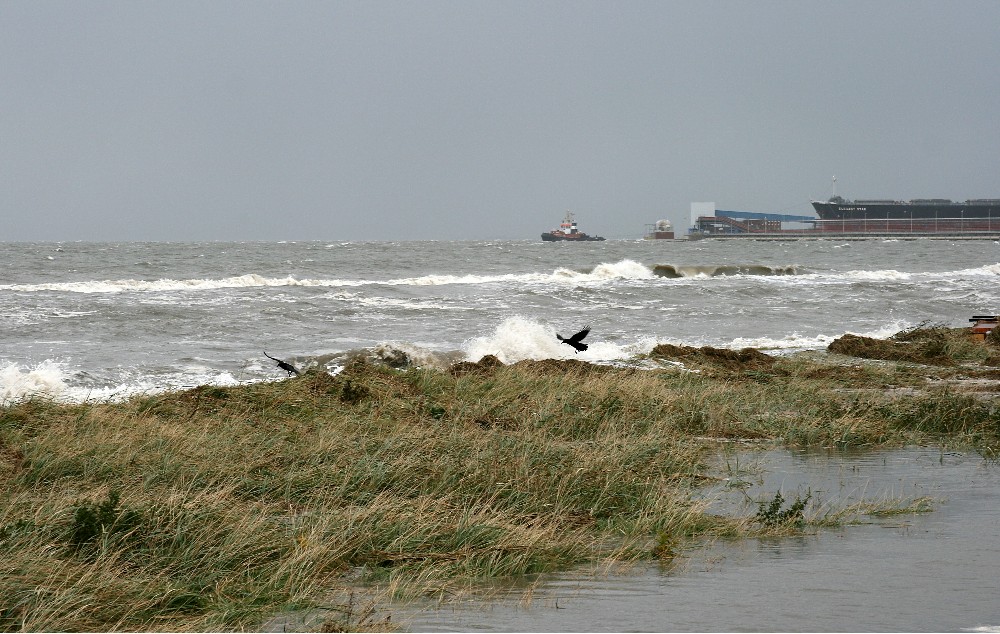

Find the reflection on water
[[402, 448, 1000, 632]]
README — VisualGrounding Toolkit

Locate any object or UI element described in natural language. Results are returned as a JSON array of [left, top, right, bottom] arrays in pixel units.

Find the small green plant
[[652, 533, 677, 560], [755, 490, 811, 527], [66, 490, 143, 554]]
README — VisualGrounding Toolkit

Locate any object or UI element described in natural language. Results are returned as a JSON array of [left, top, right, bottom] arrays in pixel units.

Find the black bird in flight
[[264, 351, 300, 376], [557, 326, 591, 353]]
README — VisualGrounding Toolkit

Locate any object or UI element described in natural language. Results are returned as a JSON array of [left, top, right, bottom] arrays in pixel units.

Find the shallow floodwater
[[401, 448, 1000, 632]]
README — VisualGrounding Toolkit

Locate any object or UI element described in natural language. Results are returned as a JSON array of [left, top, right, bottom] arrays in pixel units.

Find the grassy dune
[[1, 326, 998, 631]]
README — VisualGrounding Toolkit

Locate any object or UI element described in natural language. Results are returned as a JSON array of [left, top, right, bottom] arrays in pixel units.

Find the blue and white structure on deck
[[688, 202, 816, 237]]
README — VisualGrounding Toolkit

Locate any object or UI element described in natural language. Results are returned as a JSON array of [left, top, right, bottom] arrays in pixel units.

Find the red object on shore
[[969, 315, 999, 341]]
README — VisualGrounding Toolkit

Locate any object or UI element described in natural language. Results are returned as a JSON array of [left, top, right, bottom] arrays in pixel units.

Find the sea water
[[400, 448, 1000, 632], [3, 237, 1000, 402]]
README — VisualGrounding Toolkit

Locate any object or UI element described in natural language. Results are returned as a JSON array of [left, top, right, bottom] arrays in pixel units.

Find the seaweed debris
[[650, 344, 778, 376]]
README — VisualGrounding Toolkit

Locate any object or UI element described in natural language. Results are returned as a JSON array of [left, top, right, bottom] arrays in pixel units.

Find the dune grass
[[1, 326, 998, 631]]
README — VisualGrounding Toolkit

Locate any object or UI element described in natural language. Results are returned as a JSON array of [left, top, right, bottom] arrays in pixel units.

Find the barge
[[811, 197, 1000, 233]]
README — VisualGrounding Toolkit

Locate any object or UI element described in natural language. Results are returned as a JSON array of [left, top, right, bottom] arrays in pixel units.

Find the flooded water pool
[[401, 448, 1000, 632]]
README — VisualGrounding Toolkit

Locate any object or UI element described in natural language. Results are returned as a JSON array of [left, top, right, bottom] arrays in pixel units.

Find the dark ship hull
[[811, 198, 1000, 233], [541, 232, 605, 242]]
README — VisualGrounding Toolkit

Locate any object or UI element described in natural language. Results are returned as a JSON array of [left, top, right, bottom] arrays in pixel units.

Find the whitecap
[[841, 269, 912, 281], [462, 316, 658, 364], [950, 263, 1000, 277], [0, 274, 368, 294], [1, 360, 71, 402], [728, 333, 837, 351]]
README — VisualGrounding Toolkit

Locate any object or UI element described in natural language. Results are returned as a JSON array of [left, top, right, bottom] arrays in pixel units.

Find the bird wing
[[568, 326, 591, 343]]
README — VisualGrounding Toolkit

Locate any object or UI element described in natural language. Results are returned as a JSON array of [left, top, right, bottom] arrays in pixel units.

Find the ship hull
[[541, 232, 605, 242], [811, 199, 1000, 233]]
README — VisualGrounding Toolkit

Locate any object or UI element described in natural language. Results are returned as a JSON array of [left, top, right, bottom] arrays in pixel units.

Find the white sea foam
[[761, 263, 1000, 288], [4, 257, 998, 296], [0, 359, 165, 404], [951, 263, 1000, 276], [1, 360, 70, 402], [822, 263, 1000, 284], [728, 333, 838, 351], [0, 259, 661, 295], [853, 320, 917, 340], [0, 274, 382, 294], [461, 313, 915, 364], [17, 257, 992, 299], [553, 259, 655, 283], [389, 260, 654, 287], [0, 359, 256, 405], [588, 259, 656, 280], [0, 271, 537, 293], [385, 272, 548, 286], [727, 319, 917, 352], [462, 316, 658, 364], [353, 295, 469, 311], [727, 320, 915, 352], [462, 316, 564, 363], [841, 268, 912, 281]]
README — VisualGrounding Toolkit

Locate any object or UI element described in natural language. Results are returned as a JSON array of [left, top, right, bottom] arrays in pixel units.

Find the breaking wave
[[461, 315, 921, 365], [3, 317, 924, 405], [840, 269, 912, 281], [0, 360, 152, 403], [952, 263, 1000, 277], [0, 274, 363, 294], [462, 316, 659, 364], [0, 260, 657, 294], [0, 360, 247, 404], [3, 260, 995, 296], [554, 259, 656, 282], [1, 360, 71, 402], [727, 320, 915, 351], [653, 264, 801, 278]]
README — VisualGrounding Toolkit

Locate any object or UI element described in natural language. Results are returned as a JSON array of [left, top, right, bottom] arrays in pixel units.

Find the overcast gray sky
[[2, 0, 998, 241]]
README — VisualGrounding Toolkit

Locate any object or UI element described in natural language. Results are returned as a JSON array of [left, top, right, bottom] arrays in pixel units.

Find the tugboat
[[541, 211, 605, 242]]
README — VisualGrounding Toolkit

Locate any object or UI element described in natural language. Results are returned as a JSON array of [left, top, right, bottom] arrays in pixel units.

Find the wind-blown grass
[[1, 326, 998, 631]]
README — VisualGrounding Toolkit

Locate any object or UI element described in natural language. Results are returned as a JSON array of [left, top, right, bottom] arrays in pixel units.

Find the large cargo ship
[[811, 197, 1000, 233]]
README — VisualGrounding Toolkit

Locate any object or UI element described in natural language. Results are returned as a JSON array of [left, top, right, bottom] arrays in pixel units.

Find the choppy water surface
[[3, 238, 1000, 402], [402, 448, 1000, 633]]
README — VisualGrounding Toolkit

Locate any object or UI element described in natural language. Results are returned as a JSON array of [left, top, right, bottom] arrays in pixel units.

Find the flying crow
[[557, 326, 591, 353], [264, 351, 300, 376]]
